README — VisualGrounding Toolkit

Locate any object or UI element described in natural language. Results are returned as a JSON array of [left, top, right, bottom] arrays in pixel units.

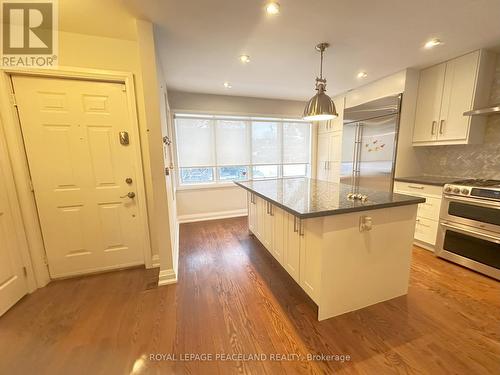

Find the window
[[175, 114, 311, 185]]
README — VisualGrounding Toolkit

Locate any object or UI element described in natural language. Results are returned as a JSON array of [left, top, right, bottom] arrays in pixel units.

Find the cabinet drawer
[[416, 196, 442, 220], [414, 217, 438, 245], [394, 181, 443, 197]]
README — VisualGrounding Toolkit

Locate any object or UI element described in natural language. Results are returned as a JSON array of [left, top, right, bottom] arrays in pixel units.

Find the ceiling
[[124, 0, 500, 100]]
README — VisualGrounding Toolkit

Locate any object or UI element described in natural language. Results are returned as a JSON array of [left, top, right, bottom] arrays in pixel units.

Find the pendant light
[[303, 43, 338, 121]]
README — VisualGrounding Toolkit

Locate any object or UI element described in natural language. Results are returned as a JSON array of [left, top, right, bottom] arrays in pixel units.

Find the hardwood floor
[[0, 217, 498, 375]]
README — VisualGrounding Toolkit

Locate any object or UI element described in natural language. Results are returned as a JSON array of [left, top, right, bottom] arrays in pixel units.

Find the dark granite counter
[[235, 178, 425, 219], [394, 175, 462, 186]]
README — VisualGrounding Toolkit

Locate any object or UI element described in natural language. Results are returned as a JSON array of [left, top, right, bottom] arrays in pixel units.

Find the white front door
[[0, 156, 29, 316], [12, 76, 148, 278]]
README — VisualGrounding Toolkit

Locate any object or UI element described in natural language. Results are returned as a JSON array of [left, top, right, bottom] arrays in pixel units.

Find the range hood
[[463, 104, 500, 116]]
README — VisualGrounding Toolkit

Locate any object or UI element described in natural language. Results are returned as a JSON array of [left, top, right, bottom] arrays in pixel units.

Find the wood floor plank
[[0, 217, 498, 375]]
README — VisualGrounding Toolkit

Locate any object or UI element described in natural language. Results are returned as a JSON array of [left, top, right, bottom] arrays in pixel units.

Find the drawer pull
[[408, 185, 424, 190]]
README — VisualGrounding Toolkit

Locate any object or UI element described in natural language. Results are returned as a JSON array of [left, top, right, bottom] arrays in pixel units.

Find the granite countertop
[[235, 178, 425, 219], [394, 175, 463, 186]]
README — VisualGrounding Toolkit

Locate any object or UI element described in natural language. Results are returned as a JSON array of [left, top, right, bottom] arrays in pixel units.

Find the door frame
[[0, 66, 153, 287]]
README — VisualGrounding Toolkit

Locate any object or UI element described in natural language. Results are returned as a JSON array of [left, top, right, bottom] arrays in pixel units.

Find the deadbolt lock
[[125, 177, 133, 184]]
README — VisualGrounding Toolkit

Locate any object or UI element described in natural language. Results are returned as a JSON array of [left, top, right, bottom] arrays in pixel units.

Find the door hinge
[[10, 92, 18, 107], [22, 266, 27, 277]]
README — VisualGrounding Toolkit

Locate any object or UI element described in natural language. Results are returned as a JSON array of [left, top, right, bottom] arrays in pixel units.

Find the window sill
[[176, 182, 243, 191]]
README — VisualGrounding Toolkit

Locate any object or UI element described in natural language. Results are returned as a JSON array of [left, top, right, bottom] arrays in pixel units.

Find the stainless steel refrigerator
[[340, 94, 401, 192]]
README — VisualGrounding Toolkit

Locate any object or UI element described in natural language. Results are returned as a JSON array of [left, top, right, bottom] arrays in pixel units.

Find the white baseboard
[[413, 240, 435, 252], [177, 209, 248, 223], [151, 254, 160, 268], [158, 268, 177, 286]]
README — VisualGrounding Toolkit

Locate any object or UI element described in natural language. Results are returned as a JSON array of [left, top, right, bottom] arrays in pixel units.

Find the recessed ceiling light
[[266, 2, 280, 15], [240, 55, 251, 63], [223, 82, 232, 88], [357, 71, 368, 79], [424, 38, 442, 49]]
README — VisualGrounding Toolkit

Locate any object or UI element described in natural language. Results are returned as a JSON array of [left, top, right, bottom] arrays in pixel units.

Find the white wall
[[0, 19, 177, 286], [168, 91, 306, 222]]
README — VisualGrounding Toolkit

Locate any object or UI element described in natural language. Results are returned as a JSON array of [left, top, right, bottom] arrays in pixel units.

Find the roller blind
[[251, 121, 281, 164], [283, 122, 311, 164], [215, 120, 250, 166], [176, 118, 215, 167]]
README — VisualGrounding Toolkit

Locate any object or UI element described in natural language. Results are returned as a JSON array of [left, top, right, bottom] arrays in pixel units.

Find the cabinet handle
[[324, 161, 328, 170], [431, 120, 437, 135], [408, 185, 424, 190], [299, 219, 304, 236], [266, 201, 270, 215], [270, 204, 274, 216], [439, 119, 445, 135], [293, 216, 298, 232]]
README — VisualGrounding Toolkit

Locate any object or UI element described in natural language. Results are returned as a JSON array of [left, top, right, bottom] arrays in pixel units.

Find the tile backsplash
[[415, 53, 500, 179]]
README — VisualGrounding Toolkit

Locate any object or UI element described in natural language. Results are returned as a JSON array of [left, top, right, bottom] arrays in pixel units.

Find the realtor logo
[[1, 0, 58, 67]]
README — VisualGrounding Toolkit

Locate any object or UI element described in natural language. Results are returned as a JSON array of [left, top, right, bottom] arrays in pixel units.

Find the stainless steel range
[[437, 179, 500, 280]]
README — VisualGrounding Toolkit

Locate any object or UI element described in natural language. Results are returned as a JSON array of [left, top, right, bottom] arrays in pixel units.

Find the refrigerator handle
[[351, 123, 359, 183]]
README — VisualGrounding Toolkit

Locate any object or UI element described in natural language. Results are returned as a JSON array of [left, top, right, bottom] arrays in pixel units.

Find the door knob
[[120, 192, 136, 199]]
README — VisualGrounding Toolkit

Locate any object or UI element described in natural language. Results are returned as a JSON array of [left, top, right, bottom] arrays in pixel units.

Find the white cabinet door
[[284, 213, 300, 281], [438, 51, 478, 142], [271, 206, 285, 264], [255, 197, 265, 241], [413, 63, 446, 143], [262, 201, 273, 250], [316, 133, 330, 181], [414, 217, 439, 245], [299, 219, 321, 303], [326, 131, 342, 183], [317, 121, 330, 134], [329, 96, 345, 132], [0, 164, 29, 317], [248, 193, 257, 234], [317, 96, 344, 134]]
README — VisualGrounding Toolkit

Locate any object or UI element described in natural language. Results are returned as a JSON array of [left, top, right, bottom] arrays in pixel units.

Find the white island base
[[247, 193, 418, 321]]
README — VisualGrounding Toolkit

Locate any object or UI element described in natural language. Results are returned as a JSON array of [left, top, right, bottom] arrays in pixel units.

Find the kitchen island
[[235, 178, 425, 320]]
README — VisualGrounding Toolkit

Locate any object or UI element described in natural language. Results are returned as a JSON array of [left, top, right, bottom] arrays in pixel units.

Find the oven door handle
[[440, 222, 500, 244], [443, 194, 500, 209]]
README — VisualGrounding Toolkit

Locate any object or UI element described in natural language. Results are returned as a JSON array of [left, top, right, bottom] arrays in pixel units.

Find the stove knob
[[444, 186, 452, 193], [461, 188, 470, 195], [453, 187, 460, 194]]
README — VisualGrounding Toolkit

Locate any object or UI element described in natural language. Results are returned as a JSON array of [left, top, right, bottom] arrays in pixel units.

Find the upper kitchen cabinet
[[317, 95, 345, 133], [412, 50, 496, 146]]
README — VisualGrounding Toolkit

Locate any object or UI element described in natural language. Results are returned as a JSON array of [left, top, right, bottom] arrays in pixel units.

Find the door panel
[[284, 213, 300, 281], [316, 133, 329, 181], [438, 52, 477, 141], [357, 116, 397, 192], [12, 76, 146, 278], [0, 162, 28, 316], [272, 206, 284, 264], [340, 123, 356, 185], [413, 63, 445, 142], [263, 202, 273, 249]]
